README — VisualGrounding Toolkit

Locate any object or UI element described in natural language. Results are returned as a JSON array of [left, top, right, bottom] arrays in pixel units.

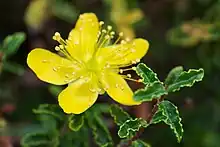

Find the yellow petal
[[100, 71, 140, 105], [96, 39, 149, 66], [27, 48, 82, 85], [67, 13, 99, 61], [58, 77, 98, 114]]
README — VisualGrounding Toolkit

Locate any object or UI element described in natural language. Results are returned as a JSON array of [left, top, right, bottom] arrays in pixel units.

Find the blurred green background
[[0, 0, 219, 146]]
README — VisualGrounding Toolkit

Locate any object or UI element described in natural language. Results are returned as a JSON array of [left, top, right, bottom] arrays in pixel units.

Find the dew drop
[[42, 60, 47, 63], [65, 74, 70, 78], [53, 67, 58, 72]]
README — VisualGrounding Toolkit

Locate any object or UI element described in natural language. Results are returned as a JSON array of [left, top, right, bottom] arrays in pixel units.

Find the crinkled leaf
[[38, 115, 57, 132], [59, 128, 89, 147], [135, 63, 160, 85], [87, 113, 113, 147], [132, 140, 151, 147], [68, 114, 84, 131], [167, 68, 204, 92], [118, 118, 148, 138], [21, 131, 59, 147], [157, 100, 183, 142], [134, 82, 167, 102], [33, 104, 65, 121], [151, 110, 167, 124], [2, 32, 26, 59], [110, 104, 131, 126], [164, 66, 183, 86]]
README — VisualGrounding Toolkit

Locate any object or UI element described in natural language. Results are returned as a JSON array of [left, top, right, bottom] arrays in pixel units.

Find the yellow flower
[[27, 13, 149, 114]]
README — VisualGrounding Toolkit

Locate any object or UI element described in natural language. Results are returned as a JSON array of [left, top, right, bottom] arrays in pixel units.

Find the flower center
[[85, 58, 103, 74]]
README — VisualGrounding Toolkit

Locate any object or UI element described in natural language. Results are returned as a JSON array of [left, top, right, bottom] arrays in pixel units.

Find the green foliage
[[68, 114, 84, 131], [152, 101, 183, 142], [164, 66, 184, 86], [134, 82, 167, 102], [110, 104, 131, 126], [135, 63, 160, 85], [52, 0, 79, 23], [21, 131, 59, 147], [118, 118, 148, 138], [0, 32, 26, 75], [87, 113, 113, 147], [166, 68, 204, 92], [132, 140, 151, 147], [1, 32, 26, 59], [33, 104, 65, 121]]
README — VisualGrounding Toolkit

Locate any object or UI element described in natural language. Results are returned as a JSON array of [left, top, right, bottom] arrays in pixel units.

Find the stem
[[120, 96, 165, 147]]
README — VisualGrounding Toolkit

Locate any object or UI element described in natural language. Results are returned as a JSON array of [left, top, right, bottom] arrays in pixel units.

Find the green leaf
[[33, 104, 65, 121], [118, 118, 148, 138], [151, 110, 167, 124], [2, 61, 25, 76], [166, 68, 204, 92], [164, 66, 183, 86], [135, 63, 160, 85], [156, 100, 183, 142], [68, 114, 84, 131], [132, 140, 151, 147], [110, 104, 131, 126], [52, 0, 79, 23], [21, 131, 59, 147], [2, 32, 26, 59], [134, 82, 167, 102], [87, 113, 113, 147]]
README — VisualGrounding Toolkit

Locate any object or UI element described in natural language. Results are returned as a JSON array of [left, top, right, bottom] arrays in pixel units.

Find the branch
[[120, 96, 165, 147]]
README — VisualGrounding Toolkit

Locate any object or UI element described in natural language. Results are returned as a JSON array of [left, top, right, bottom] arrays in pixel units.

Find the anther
[[136, 59, 140, 63], [107, 25, 112, 30], [110, 31, 115, 35], [102, 29, 107, 33], [59, 45, 64, 50], [105, 35, 110, 39], [55, 46, 60, 51], [127, 74, 132, 78], [119, 32, 124, 37], [99, 21, 104, 26], [119, 69, 123, 73], [137, 79, 143, 83]]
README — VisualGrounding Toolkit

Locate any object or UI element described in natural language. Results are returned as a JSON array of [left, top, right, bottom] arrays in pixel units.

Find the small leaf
[[134, 82, 167, 102], [110, 104, 131, 126], [2, 32, 26, 59], [157, 100, 183, 142], [164, 66, 183, 86], [68, 114, 84, 131], [118, 118, 148, 138], [135, 63, 160, 85], [151, 110, 166, 124], [33, 104, 65, 121], [21, 131, 59, 147], [87, 113, 113, 147], [132, 140, 151, 147], [166, 68, 204, 92]]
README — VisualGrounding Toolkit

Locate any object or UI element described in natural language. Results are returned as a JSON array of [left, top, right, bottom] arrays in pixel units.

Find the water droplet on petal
[[53, 67, 58, 72]]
